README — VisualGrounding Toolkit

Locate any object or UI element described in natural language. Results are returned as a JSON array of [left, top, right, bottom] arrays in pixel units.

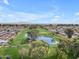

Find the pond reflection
[[36, 36, 59, 45]]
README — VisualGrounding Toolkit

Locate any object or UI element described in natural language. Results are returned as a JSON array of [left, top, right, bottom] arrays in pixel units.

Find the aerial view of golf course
[[0, 24, 79, 59], [0, 0, 79, 59]]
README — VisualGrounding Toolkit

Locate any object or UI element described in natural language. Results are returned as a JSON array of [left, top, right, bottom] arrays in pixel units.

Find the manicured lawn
[[0, 47, 19, 59]]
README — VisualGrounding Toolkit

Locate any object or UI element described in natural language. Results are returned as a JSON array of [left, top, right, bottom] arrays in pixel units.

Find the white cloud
[[0, 8, 65, 24], [0, 0, 10, 5], [54, 16, 61, 19], [67, 12, 79, 24], [0, 0, 65, 24], [3, 0, 9, 5], [0, 11, 55, 24], [75, 12, 79, 16], [0, 0, 9, 5], [51, 15, 63, 23]]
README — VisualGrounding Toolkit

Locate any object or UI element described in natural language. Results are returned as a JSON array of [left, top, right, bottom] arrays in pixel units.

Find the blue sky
[[0, 0, 79, 24]]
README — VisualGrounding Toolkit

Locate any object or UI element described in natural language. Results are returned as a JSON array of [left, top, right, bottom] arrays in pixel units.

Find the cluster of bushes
[[56, 38, 79, 59], [29, 40, 49, 59]]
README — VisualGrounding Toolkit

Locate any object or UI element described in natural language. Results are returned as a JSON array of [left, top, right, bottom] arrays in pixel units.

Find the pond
[[36, 36, 59, 45], [25, 33, 59, 45]]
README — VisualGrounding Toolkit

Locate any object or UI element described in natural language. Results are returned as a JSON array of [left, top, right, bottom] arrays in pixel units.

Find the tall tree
[[64, 28, 74, 38]]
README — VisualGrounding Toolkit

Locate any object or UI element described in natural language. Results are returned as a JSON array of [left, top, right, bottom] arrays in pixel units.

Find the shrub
[[29, 40, 49, 59]]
